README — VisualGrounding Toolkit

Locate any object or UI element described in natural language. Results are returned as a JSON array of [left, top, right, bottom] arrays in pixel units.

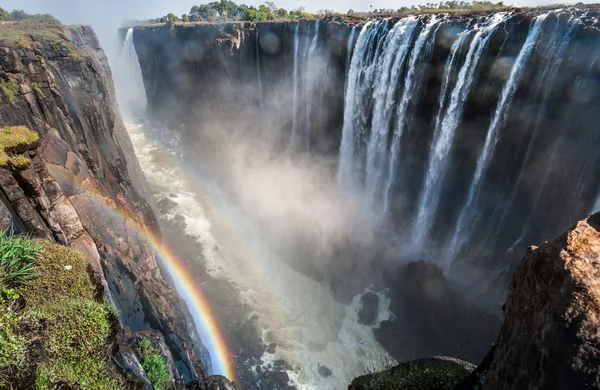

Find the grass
[[0, 239, 124, 389], [135, 338, 170, 389], [0, 126, 39, 168], [31, 82, 46, 99], [0, 231, 40, 289], [0, 23, 87, 61], [0, 82, 18, 104]]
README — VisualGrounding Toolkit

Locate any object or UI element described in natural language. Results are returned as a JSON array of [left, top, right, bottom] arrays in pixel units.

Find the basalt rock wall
[[0, 22, 224, 385]]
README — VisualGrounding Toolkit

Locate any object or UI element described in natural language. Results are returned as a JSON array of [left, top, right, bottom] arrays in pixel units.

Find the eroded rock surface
[[0, 22, 221, 385], [483, 212, 600, 389]]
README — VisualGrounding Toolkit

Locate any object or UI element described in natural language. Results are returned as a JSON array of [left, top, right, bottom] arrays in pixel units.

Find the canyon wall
[[0, 22, 221, 385], [130, 9, 600, 292]]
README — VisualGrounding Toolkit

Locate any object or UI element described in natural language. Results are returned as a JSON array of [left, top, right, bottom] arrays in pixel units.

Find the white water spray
[[412, 14, 508, 250], [446, 15, 549, 268]]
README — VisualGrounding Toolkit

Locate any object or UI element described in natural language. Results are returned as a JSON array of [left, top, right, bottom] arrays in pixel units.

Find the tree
[[10, 10, 28, 20], [167, 13, 180, 22], [347, 9, 355, 15], [182, 14, 190, 22], [0, 8, 11, 21], [258, 4, 274, 19], [190, 4, 217, 20], [160, 16, 168, 23], [276, 8, 288, 18], [265, 1, 278, 13]]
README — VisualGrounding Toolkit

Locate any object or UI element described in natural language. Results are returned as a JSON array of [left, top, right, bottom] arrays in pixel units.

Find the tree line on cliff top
[[151, 0, 510, 23], [0, 8, 60, 24]]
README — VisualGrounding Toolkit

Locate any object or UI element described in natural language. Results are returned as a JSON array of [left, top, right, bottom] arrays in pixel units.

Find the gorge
[[1, 3, 600, 389], [116, 5, 600, 389]]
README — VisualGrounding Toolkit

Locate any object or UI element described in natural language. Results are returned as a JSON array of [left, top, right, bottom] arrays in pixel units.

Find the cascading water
[[445, 14, 548, 266], [116, 28, 147, 120], [304, 20, 320, 151], [411, 14, 508, 250], [291, 22, 300, 148], [363, 17, 418, 214], [121, 7, 600, 388], [256, 26, 265, 128], [499, 16, 579, 227], [381, 16, 442, 217], [337, 9, 599, 285], [119, 24, 394, 390]]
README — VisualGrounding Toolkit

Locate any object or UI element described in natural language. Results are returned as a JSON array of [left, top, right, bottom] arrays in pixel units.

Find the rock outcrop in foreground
[[482, 211, 600, 389]]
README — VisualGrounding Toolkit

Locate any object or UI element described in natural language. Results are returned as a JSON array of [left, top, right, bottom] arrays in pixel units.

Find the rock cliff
[[0, 22, 233, 388], [482, 211, 600, 389]]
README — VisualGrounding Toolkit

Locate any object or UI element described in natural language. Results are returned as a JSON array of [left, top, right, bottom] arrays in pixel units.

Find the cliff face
[[483, 212, 600, 389], [132, 20, 350, 153], [0, 22, 218, 384], [129, 10, 600, 296]]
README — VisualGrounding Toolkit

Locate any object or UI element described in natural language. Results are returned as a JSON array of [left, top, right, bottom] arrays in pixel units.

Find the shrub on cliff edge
[[135, 337, 171, 389]]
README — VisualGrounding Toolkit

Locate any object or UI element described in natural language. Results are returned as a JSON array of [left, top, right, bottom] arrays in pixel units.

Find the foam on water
[[126, 123, 395, 389]]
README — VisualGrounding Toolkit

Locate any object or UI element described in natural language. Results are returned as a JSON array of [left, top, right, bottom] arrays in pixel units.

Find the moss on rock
[[349, 358, 472, 390], [0, 125, 39, 168], [0, 239, 124, 389]]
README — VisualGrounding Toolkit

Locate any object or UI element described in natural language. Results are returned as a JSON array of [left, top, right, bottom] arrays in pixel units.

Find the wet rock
[[349, 356, 473, 390], [158, 197, 178, 214], [318, 364, 332, 378], [266, 343, 276, 354], [358, 291, 379, 325], [483, 212, 600, 390], [186, 375, 238, 390]]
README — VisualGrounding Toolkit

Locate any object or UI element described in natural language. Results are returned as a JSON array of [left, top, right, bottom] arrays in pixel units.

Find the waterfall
[[256, 26, 265, 129], [345, 27, 357, 76], [305, 20, 320, 151], [499, 17, 579, 226], [594, 194, 600, 214], [381, 16, 442, 216], [116, 28, 147, 120], [411, 14, 508, 249], [338, 20, 382, 189], [445, 15, 548, 267], [291, 22, 300, 148], [363, 17, 419, 211]]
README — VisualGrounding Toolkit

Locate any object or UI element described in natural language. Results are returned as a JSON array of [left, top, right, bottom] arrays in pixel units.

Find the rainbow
[[143, 229, 236, 380], [76, 188, 236, 381]]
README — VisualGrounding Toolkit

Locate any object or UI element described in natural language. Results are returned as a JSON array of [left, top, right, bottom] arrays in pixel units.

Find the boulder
[[358, 291, 379, 325], [483, 212, 600, 390]]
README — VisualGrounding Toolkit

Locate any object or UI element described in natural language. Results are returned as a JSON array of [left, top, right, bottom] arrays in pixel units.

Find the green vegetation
[[0, 82, 19, 104], [361, 362, 469, 390], [0, 8, 60, 24], [147, 0, 512, 24], [135, 338, 170, 389], [0, 231, 40, 288], [364, 0, 509, 17], [0, 237, 123, 389], [142, 354, 170, 389], [0, 126, 38, 168], [31, 82, 46, 99], [152, 0, 317, 23]]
